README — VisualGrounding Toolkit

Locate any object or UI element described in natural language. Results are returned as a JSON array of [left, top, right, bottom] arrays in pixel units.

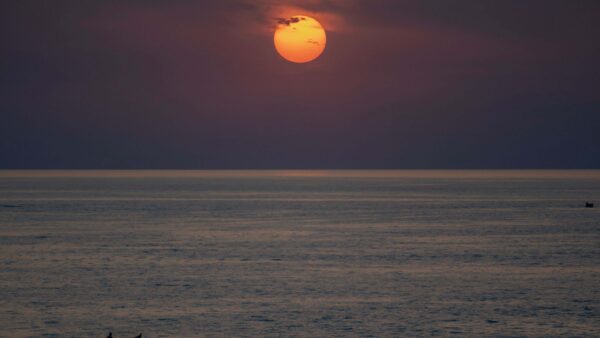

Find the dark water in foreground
[[1, 170, 599, 337]]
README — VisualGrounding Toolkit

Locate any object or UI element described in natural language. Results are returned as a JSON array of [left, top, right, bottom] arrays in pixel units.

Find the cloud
[[276, 16, 305, 26]]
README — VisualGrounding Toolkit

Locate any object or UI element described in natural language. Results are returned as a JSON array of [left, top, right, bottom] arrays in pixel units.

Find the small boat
[[105, 333, 140, 338], [585, 202, 594, 208]]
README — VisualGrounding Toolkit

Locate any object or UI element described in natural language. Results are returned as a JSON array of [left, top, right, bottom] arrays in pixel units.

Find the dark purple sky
[[2, 0, 599, 169]]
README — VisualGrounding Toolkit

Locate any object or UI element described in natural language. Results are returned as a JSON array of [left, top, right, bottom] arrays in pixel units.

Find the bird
[[585, 202, 594, 208], [134, 334, 142, 338]]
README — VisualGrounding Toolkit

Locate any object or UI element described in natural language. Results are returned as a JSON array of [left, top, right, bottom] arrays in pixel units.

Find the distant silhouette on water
[[585, 202, 594, 208], [105, 333, 140, 338]]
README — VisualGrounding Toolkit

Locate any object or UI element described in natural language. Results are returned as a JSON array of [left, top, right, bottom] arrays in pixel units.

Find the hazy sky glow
[[1, 0, 599, 168]]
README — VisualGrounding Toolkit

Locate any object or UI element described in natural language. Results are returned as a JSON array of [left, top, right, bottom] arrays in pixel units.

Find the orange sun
[[274, 16, 327, 63]]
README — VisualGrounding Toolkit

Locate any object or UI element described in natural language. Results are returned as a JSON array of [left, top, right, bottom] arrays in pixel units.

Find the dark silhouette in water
[[105, 333, 140, 338], [585, 202, 594, 208]]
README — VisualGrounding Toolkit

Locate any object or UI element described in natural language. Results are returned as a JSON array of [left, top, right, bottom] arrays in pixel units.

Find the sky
[[1, 0, 599, 169]]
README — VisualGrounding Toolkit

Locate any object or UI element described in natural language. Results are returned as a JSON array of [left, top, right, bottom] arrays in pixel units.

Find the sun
[[274, 16, 327, 63]]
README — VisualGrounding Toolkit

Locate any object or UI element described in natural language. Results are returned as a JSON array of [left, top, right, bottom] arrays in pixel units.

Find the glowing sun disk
[[274, 16, 327, 63]]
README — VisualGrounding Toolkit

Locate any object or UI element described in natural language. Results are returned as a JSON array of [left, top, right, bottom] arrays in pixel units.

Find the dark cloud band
[[276, 16, 305, 26]]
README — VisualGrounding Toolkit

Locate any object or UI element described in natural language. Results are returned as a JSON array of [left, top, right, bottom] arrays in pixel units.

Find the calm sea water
[[1, 170, 599, 337]]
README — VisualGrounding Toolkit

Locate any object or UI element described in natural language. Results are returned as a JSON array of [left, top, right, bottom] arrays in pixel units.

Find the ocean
[[1, 170, 599, 337]]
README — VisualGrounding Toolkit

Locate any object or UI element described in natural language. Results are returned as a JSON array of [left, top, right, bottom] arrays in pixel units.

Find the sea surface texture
[[1, 170, 599, 337]]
